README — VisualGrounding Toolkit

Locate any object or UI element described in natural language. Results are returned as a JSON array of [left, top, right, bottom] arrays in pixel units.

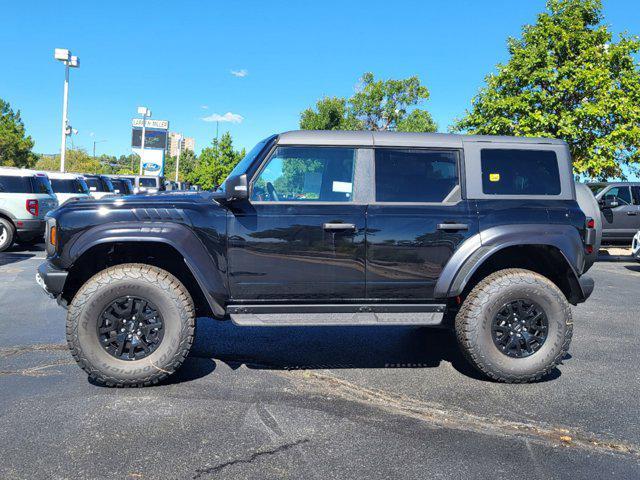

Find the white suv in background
[[47, 172, 91, 206], [632, 230, 640, 262], [0, 167, 59, 251]]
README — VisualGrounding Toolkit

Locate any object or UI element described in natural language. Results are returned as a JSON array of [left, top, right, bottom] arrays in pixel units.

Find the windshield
[[218, 136, 276, 191], [111, 179, 132, 194], [51, 178, 89, 194]]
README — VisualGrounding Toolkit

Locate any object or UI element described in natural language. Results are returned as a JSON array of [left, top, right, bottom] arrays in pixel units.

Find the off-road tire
[[0, 217, 15, 252], [67, 263, 195, 387], [455, 268, 573, 383]]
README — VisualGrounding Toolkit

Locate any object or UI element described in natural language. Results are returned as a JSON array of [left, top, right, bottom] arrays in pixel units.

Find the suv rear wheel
[[0, 217, 15, 252], [455, 268, 572, 383], [67, 263, 195, 387]]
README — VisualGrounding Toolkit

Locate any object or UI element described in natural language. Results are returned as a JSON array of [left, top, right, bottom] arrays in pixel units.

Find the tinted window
[[51, 178, 87, 194], [32, 175, 54, 194], [604, 186, 632, 205], [252, 147, 355, 202], [0, 175, 32, 193], [85, 177, 99, 191], [481, 149, 561, 195], [632, 186, 640, 205], [139, 178, 158, 187], [375, 149, 458, 202]]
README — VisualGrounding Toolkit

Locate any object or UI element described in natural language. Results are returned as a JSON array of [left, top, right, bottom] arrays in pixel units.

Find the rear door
[[366, 148, 478, 300], [227, 145, 367, 301]]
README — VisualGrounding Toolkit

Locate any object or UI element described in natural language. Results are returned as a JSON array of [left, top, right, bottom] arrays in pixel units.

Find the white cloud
[[230, 69, 248, 78], [200, 105, 209, 110], [201, 112, 244, 124]]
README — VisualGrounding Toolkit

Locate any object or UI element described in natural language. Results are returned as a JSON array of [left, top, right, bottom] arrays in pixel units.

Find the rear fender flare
[[434, 224, 586, 299]]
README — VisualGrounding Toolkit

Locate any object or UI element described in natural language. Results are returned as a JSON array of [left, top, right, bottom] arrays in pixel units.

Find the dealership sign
[[131, 118, 169, 130], [142, 162, 161, 172]]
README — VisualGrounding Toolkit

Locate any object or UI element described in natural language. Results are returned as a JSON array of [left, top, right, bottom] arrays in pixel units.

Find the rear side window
[[139, 178, 158, 188], [375, 149, 458, 202], [51, 178, 87, 194], [481, 149, 561, 195], [0, 175, 32, 193]]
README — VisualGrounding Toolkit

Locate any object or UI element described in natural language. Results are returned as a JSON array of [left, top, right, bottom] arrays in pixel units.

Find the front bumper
[[36, 261, 68, 298]]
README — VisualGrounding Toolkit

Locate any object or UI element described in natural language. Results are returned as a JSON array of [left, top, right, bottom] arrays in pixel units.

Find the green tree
[[300, 73, 437, 132], [35, 148, 100, 173], [0, 99, 36, 167], [188, 133, 245, 190], [452, 0, 640, 180], [165, 149, 197, 182]]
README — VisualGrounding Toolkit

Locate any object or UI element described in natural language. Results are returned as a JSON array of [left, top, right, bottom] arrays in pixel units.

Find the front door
[[227, 145, 366, 301], [366, 148, 478, 301], [600, 186, 640, 240]]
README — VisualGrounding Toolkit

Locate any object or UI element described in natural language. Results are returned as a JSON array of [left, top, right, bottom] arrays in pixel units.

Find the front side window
[[375, 149, 459, 202], [604, 186, 632, 205], [251, 147, 355, 202], [481, 149, 560, 195]]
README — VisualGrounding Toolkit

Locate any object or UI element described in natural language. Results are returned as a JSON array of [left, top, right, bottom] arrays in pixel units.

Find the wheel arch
[[435, 225, 588, 305], [62, 222, 227, 317]]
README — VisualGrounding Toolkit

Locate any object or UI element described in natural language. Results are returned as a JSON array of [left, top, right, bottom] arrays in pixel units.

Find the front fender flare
[[67, 222, 227, 317]]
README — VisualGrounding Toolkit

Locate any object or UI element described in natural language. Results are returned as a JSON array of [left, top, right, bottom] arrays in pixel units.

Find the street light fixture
[[54, 48, 80, 172], [137, 106, 151, 175]]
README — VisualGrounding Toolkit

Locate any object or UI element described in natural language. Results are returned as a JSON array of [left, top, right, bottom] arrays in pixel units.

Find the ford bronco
[[36, 131, 596, 386]]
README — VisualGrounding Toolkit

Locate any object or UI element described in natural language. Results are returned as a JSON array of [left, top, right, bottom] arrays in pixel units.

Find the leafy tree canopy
[[34, 148, 100, 174], [300, 73, 437, 132], [453, 0, 640, 180], [165, 149, 197, 182], [0, 98, 36, 168], [187, 133, 245, 190]]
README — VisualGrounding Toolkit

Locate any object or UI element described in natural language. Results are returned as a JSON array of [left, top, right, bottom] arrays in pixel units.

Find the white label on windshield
[[332, 181, 352, 193]]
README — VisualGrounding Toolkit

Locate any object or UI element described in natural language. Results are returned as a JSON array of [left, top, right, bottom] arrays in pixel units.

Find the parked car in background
[[47, 172, 91, 206], [588, 182, 640, 243], [83, 174, 116, 199], [0, 167, 58, 251], [105, 176, 134, 195], [134, 175, 166, 194], [632, 230, 640, 262]]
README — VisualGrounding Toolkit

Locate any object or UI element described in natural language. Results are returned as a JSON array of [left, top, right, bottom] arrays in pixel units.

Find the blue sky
[[1, 0, 638, 158]]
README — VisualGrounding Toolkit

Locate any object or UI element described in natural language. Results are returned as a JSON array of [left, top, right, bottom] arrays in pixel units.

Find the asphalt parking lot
[[0, 245, 639, 479]]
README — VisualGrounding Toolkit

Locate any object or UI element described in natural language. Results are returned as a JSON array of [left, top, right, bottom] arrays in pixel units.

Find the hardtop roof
[[277, 130, 566, 148]]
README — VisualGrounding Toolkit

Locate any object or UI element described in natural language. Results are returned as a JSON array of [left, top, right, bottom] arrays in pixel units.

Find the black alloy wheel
[[491, 299, 548, 358], [97, 296, 164, 361]]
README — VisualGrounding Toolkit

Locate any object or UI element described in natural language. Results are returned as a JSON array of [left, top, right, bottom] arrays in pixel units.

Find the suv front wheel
[[67, 263, 195, 387], [0, 217, 15, 252], [455, 268, 572, 383]]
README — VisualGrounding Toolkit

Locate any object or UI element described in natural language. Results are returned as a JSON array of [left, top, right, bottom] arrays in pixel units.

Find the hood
[[57, 191, 216, 210]]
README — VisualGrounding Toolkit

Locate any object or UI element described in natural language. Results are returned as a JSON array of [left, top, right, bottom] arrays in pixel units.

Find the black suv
[[36, 131, 596, 386]]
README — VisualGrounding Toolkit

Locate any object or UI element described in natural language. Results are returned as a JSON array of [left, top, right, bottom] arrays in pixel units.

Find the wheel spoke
[[492, 299, 548, 358]]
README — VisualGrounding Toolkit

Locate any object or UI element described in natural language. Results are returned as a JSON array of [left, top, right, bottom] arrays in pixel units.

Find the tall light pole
[[175, 134, 182, 182], [93, 139, 107, 159], [54, 49, 80, 173], [137, 106, 151, 175]]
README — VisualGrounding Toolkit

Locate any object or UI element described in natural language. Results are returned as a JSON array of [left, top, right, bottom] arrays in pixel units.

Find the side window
[[605, 186, 632, 205], [632, 186, 640, 205], [374, 149, 458, 202], [251, 147, 355, 202], [481, 149, 561, 195], [0, 176, 32, 193]]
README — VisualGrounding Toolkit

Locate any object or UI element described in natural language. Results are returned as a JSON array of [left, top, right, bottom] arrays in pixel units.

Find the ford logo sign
[[143, 162, 160, 172]]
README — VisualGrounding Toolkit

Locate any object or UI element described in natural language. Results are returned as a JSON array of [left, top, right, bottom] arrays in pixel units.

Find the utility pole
[[175, 134, 182, 182], [54, 49, 80, 172], [137, 107, 151, 175]]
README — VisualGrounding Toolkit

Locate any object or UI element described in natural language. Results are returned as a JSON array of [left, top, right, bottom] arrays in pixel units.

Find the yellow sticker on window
[[489, 173, 500, 182]]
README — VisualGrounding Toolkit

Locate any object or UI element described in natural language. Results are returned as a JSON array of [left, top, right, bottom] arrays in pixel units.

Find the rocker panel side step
[[227, 304, 446, 327]]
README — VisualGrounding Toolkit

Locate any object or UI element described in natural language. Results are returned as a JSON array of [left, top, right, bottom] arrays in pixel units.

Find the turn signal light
[[26, 199, 39, 216], [586, 218, 595, 229], [49, 226, 57, 247]]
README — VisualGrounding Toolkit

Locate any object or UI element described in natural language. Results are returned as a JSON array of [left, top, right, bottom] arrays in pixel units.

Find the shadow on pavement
[[624, 265, 640, 273], [0, 253, 35, 267], [186, 318, 562, 383]]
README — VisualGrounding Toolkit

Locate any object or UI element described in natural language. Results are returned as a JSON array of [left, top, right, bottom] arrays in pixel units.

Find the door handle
[[626, 211, 638, 216], [437, 223, 469, 231], [323, 223, 356, 231]]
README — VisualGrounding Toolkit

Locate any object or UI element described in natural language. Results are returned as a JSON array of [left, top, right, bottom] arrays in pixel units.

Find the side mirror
[[225, 174, 248, 202], [600, 196, 619, 209]]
